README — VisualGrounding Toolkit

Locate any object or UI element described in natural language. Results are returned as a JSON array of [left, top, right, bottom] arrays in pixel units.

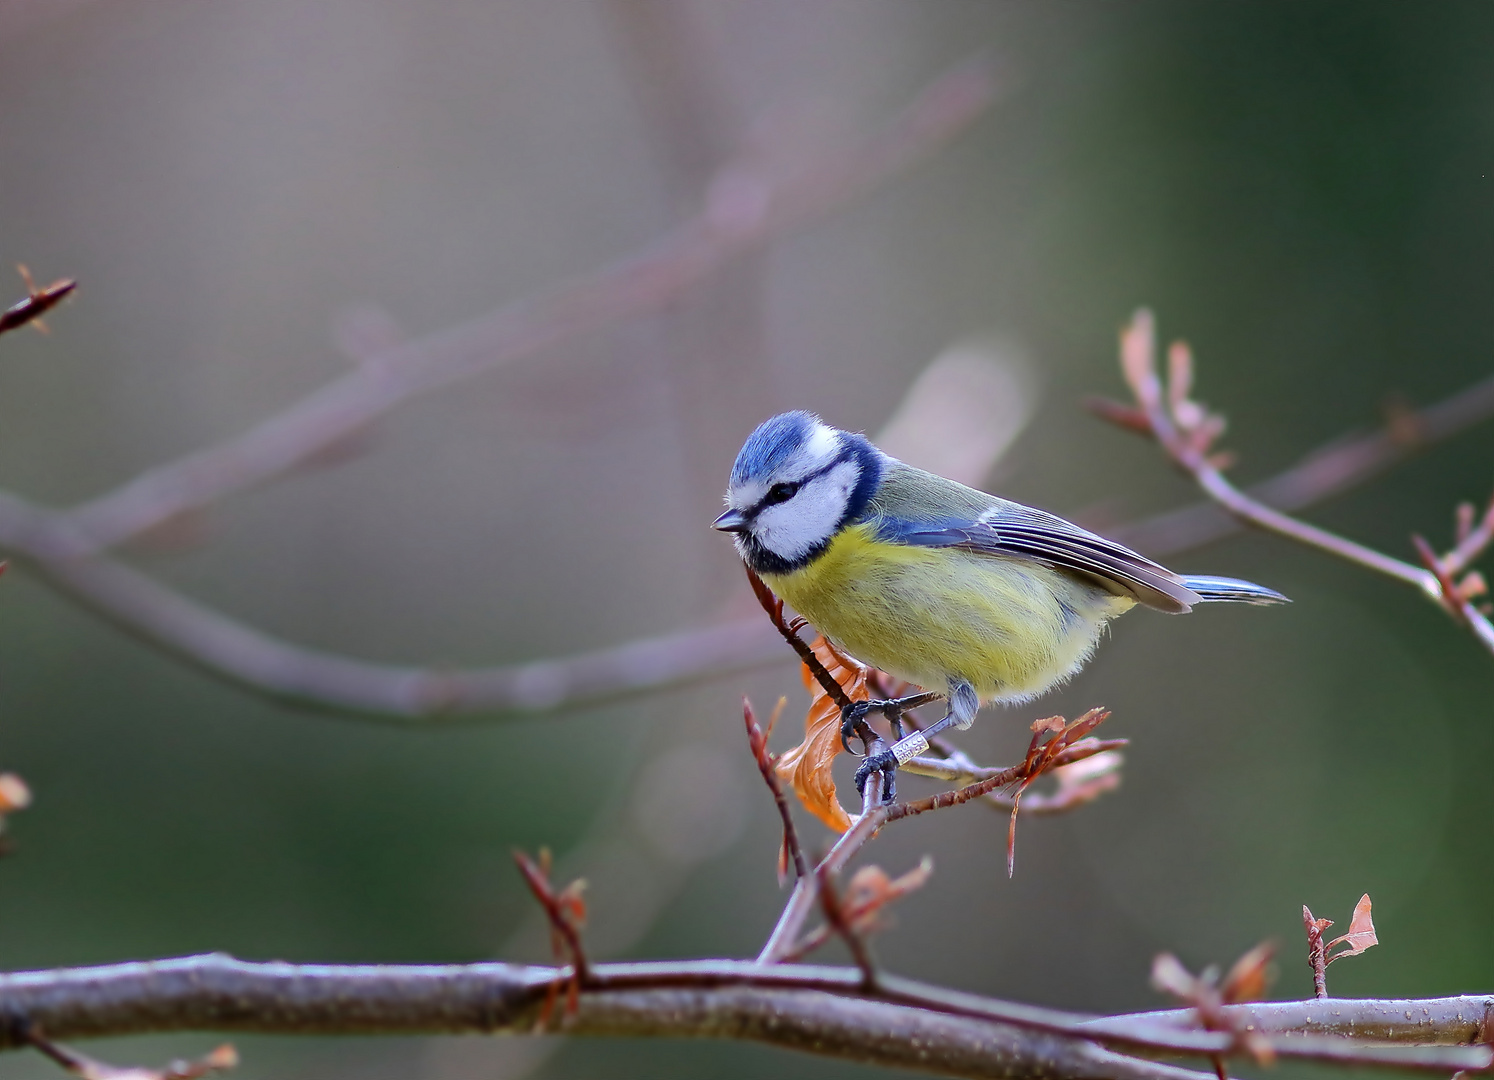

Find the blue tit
[[712, 410, 1286, 801]]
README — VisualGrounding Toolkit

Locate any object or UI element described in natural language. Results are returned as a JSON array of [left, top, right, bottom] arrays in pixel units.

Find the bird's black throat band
[[736, 434, 884, 576]]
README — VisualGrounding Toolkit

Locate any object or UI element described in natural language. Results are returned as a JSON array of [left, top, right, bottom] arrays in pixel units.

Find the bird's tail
[[1181, 575, 1289, 605]]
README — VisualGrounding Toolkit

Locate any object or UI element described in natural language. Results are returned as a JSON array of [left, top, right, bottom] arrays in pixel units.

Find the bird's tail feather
[[1181, 575, 1289, 605]]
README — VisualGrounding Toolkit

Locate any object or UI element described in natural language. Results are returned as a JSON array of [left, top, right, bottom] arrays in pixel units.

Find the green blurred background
[[1, 2, 1491, 1077]]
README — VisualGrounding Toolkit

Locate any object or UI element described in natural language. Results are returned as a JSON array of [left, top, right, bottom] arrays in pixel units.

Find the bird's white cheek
[[754, 505, 822, 561], [753, 462, 860, 561]]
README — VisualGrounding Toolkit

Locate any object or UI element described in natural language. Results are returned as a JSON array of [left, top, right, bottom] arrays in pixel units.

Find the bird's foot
[[840, 693, 936, 753], [854, 748, 899, 804], [839, 700, 875, 754]]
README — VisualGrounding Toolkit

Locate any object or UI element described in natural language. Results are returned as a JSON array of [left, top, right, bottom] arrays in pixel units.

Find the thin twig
[[512, 850, 590, 983], [1441, 493, 1494, 576], [889, 699, 1096, 815], [815, 864, 880, 990], [743, 697, 807, 881], [1110, 369, 1494, 558], [775, 858, 934, 964], [1101, 310, 1494, 657], [757, 766, 886, 964], [759, 723, 1114, 965], [1304, 905, 1331, 999], [743, 565, 854, 711], [15, 1018, 237, 1080], [899, 736, 1125, 808], [0, 266, 75, 337]]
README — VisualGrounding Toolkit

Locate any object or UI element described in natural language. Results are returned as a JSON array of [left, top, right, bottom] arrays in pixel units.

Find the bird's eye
[[765, 481, 800, 505]]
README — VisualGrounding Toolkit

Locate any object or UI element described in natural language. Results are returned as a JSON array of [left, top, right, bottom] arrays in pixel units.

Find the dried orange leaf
[[1302, 904, 1332, 938], [1167, 340, 1195, 420], [1326, 893, 1377, 963], [844, 856, 934, 933], [1150, 953, 1197, 999], [0, 773, 31, 814], [764, 695, 787, 742], [885, 855, 934, 898], [848, 855, 933, 908], [1192, 411, 1228, 448], [1053, 749, 1122, 791], [37, 1040, 238, 1080], [848, 864, 892, 899], [1221, 942, 1276, 1004], [776, 636, 867, 833], [1456, 501, 1477, 542], [1120, 309, 1161, 410], [1040, 750, 1123, 810], [196, 1047, 240, 1074], [556, 879, 588, 929], [1061, 707, 1109, 743], [1029, 715, 1065, 737]]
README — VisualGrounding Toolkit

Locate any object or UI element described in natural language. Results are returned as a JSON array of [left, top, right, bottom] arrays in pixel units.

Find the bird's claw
[[839, 700, 873, 755], [853, 748, 898, 804]]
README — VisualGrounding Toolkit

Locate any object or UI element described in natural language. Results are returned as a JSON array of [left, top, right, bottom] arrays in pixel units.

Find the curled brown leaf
[[1220, 941, 1276, 1004], [1150, 953, 1196, 1000], [775, 636, 868, 832], [843, 856, 934, 935], [1007, 709, 1109, 876], [23, 1027, 236, 1080], [1326, 893, 1377, 964], [0, 772, 31, 814], [1150, 949, 1276, 1066], [1120, 309, 1161, 412]]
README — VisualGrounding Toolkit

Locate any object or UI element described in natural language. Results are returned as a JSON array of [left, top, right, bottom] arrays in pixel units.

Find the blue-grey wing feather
[[864, 464, 1200, 613]]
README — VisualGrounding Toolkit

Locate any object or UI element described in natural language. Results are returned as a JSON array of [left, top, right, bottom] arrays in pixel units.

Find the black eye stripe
[[750, 459, 844, 514]]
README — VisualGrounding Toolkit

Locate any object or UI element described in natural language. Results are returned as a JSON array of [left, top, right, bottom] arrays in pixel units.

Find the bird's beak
[[712, 509, 749, 533]]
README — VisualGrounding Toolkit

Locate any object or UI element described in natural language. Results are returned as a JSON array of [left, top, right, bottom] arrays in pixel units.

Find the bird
[[713, 410, 1286, 802]]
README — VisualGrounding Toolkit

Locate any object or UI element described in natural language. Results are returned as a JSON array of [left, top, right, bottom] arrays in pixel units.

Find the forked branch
[[1094, 309, 1494, 657]]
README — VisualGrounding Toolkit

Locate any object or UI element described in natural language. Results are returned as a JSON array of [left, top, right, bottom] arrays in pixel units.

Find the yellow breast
[[760, 522, 1132, 703]]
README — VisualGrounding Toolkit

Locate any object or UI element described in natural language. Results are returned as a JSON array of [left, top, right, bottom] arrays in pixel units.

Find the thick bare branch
[[2, 956, 1486, 1076], [1113, 996, 1494, 1044]]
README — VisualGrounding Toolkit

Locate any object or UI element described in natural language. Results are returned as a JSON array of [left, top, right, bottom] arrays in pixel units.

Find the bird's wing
[[868, 468, 1198, 613]]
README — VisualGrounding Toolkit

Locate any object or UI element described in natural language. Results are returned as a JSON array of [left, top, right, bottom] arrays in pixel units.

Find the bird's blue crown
[[729, 410, 822, 487]]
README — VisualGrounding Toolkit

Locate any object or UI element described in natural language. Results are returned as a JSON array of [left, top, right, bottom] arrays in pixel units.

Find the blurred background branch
[[46, 54, 1001, 559], [6, 7, 1494, 1080], [0, 54, 1003, 721], [1, 341, 1490, 721]]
